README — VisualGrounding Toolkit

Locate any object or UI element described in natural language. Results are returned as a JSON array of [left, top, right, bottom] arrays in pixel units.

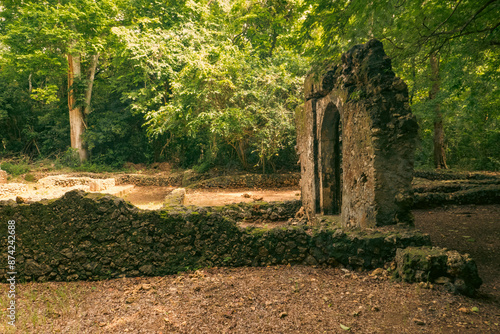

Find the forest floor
[[0, 172, 499, 333]]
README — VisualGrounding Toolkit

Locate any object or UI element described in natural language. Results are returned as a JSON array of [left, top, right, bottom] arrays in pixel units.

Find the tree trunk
[[84, 54, 99, 115], [67, 53, 88, 162], [429, 53, 447, 169]]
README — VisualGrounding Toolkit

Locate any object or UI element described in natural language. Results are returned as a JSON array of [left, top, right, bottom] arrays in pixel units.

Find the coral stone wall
[[0, 190, 431, 283], [298, 39, 418, 228]]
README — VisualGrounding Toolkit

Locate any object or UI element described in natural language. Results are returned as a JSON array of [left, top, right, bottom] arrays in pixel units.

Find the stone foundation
[[38, 175, 115, 191], [395, 246, 482, 296], [0, 183, 28, 197], [0, 190, 431, 283]]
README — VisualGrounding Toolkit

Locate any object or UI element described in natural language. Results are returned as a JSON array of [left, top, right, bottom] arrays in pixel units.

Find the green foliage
[[0, 160, 31, 177], [113, 3, 307, 170], [59, 148, 81, 168], [0, 0, 498, 171]]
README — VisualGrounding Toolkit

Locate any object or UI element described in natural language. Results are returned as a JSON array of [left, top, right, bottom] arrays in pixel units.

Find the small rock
[[434, 276, 451, 284], [16, 196, 27, 203], [370, 268, 385, 276], [413, 318, 425, 326], [458, 307, 470, 314], [418, 282, 434, 289]]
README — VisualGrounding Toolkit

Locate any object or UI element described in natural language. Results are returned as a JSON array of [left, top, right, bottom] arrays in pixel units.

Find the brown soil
[[123, 187, 301, 210]]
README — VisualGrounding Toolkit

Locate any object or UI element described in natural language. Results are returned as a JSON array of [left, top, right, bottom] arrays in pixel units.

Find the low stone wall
[[414, 170, 499, 181], [113, 173, 300, 188], [395, 247, 482, 296], [115, 174, 184, 187], [205, 200, 302, 222], [0, 183, 28, 198], [187, 173, 300, 189], [413, 185, 500, 209], [37, 175, 115, 191], [0, 190, 431, 283]]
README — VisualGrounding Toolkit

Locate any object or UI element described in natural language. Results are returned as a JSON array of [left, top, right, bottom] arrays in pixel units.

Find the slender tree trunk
[[84, 53, 99, 115], [67, 53, 88, 162], [429, 53, 447, 169]]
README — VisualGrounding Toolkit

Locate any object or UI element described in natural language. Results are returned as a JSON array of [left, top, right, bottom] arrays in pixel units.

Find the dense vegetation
[[0, 0, 498, 171]]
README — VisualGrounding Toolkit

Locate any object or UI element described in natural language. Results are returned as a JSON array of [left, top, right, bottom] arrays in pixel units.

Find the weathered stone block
[[395, 246, 482, 296], [164, 188, 186, 206]]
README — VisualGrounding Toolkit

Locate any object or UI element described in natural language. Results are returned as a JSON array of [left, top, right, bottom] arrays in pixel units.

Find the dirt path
[[123, 187, 301, 210], [2, 265, 499, 333]]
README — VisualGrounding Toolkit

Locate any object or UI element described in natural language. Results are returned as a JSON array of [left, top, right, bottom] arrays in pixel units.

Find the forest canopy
[[0, 0, 498, 171]]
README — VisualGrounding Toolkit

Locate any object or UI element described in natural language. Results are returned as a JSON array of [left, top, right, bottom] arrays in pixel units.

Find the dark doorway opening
[[317, 103, 342, 215]]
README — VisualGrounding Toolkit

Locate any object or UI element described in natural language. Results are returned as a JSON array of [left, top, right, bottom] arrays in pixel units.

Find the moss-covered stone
[[395, 246, 482, 296]]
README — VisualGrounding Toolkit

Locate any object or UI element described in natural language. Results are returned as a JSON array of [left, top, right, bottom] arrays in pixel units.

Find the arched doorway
[[318, 103, 341, 215]]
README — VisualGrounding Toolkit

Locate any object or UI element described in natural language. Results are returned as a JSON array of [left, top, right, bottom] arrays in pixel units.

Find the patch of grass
[[73, 161, 129, 173], [0, 282, 86, 333], [0, 161, 31, 177]]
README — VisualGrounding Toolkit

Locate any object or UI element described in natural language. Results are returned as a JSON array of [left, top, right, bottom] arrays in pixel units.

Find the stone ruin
[[37, 175, 115, 192], [0, 169, 7, 184], [296, 39, 418, 229]]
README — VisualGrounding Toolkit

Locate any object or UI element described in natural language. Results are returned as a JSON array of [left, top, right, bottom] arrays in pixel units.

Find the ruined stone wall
[[37, 175, 115, 191], [0, 190, 430, 283], [296, 100, 318, 218], [298, 39, 418, 228]]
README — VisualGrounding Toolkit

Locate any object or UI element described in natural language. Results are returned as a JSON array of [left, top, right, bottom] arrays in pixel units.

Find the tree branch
[[424, 0, 463, 44], [459, 0, 497, 34]]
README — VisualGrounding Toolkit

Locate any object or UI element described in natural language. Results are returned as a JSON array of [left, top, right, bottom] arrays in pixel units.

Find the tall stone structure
[[296, 39, 418, 229]]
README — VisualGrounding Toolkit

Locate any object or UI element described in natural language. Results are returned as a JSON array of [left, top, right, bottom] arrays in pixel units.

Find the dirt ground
[[123, 187, 301, 210]]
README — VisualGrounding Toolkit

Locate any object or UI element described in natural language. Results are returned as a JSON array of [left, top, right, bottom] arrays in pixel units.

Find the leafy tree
[[297, 0, 500, 170], [112, 1, 307, 171], [1, 0, 121, 162]]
